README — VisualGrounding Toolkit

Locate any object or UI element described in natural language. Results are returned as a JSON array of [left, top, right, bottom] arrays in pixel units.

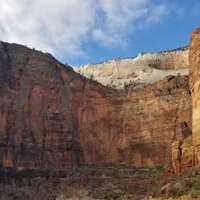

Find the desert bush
[[0, 186, 33, 200], [89, 74, 94, 80], [124, 80, 140, 89]]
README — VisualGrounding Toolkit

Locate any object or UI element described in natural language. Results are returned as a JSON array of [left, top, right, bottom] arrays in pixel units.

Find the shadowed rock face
[[0, 42, 191, 170], [0, 42, 81, 169]]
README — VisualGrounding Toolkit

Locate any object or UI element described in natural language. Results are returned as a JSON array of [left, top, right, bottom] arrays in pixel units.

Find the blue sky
[[0, 0, 199, 67]]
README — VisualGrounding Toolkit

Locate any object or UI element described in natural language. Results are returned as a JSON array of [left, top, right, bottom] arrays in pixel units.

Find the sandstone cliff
[[189, 28, 200, 167], [171, 28, 200, 174], [77, 47, 189, 89], [0, 41, 191, 171], [189, 28, 200, 148]]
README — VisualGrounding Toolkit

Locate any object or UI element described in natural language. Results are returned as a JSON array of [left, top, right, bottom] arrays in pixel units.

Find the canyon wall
[[0, 42, 80, 170], [171, 28, 200, 174], [189, 28, 200, 166], [77, 47, 189, 89], [72, 75, 191, 167], [189, 28, 200, 148], [0, 42, 191, 171]]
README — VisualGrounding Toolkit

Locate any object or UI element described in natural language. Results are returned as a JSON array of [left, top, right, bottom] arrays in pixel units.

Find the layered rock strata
[[77, 47, 189, 89], [0, 42, 191, 171]]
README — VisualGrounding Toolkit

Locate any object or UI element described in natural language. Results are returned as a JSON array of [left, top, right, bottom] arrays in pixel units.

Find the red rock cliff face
[[0, 42, 191, 170], [189, 28, 200, 147], [189, 28, 200, 166], [72, 76, 191, 167], [171, 28, 200, 174], [0, 42, 81, 169]]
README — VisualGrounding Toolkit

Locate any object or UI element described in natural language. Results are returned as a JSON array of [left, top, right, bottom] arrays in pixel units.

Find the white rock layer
[[77, 47, 189, 89]]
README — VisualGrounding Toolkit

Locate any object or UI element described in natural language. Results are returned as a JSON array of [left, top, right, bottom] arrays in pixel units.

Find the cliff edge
[[77, 47, 189, 89]]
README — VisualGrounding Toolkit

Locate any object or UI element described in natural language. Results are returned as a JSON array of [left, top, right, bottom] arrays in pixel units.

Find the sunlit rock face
[[73, 75, 191, 167], [189, 28, 200, 147], [189, 28, 200, 167], [77, 47, 189, 89], [171, 27, 200, 174], [0, 42, 191, 170]]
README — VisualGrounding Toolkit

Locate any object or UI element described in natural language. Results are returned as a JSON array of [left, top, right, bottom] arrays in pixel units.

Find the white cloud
[[138, 3, 171, 30], [93, 0, 149, 47], [0, 0, 172, 61]]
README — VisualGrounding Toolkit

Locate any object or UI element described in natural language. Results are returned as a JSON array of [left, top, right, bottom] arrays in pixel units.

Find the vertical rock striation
[[171, 27, 200, 174], [0, 42, 81, 170], [0, 41, 192, 171], [189, 28, 200, 147], [189, 28, 200, 166]]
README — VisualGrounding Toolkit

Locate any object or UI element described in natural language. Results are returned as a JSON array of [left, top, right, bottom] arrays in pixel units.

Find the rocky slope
[[77, 47, 189, 89], [0, 41, 191, 171]]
